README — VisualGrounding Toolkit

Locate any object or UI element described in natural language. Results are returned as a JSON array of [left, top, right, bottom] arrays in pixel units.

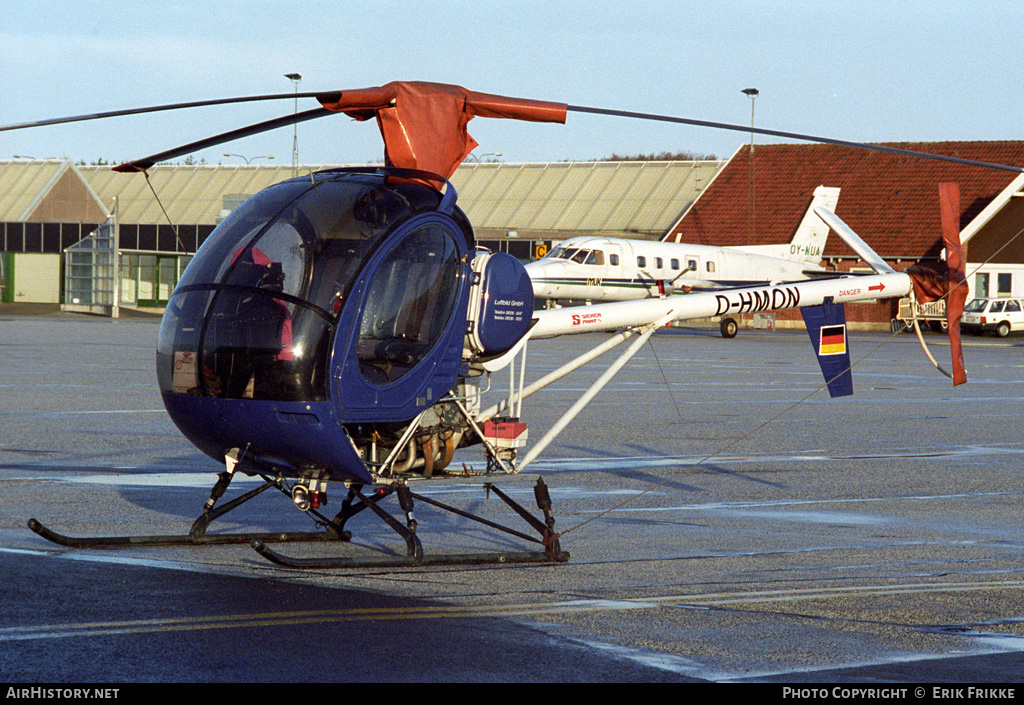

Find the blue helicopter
[[11, 82, 988, 568]]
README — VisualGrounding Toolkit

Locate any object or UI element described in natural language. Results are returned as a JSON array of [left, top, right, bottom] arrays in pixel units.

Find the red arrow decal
[[868, 283, 885, 292]]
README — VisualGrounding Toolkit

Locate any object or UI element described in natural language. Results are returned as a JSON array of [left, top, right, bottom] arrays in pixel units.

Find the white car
[[961, 297, 1024, 338]]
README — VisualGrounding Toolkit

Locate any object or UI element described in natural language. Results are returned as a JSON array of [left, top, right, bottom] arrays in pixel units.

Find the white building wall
[[967, 263, 1024, 300], [11, 253, 60, 303]]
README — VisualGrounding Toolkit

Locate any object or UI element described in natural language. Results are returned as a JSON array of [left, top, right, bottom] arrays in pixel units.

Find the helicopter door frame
[[331, 210, 472, 421]]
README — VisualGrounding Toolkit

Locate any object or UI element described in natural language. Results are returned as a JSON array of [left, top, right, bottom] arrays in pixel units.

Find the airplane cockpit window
[[356, 224, 461, 384], [157, 171, 462, 403], [552, 248, 604, 265]]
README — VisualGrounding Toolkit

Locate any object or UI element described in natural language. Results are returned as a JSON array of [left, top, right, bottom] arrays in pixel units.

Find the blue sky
[[2, 1, 1020, 166]]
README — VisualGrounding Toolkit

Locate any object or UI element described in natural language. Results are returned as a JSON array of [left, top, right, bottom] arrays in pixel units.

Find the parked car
[[960, 297, 1024, 337]]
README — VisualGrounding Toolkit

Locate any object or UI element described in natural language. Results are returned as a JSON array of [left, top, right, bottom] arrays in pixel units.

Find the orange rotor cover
[[318, 81, 567, 181]]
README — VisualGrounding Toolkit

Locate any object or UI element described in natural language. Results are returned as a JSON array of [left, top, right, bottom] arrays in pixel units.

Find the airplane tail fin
[[786, 186, 840, 263]]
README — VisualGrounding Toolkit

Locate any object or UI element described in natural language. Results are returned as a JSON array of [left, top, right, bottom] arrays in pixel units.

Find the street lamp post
[[285, 73, 302, 175], [466, 152, 503, 163], [223, 153, 275, 165], [741, 88, 759, 244]]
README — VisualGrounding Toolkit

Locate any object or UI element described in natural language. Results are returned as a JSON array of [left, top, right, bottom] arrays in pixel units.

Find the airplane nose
[[524, 260, 557, 295]]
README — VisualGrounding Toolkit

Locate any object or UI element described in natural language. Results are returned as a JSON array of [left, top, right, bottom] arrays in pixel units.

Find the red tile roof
[[666, 141, 1024, 259]]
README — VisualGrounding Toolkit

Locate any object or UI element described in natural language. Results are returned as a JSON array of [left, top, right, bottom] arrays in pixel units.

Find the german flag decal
[[819, 324, 847, 356]]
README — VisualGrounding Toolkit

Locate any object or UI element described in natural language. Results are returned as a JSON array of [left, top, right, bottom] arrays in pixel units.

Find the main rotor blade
[[0, 92, 341, 133], [567, 105, 1024, 174], [114, 107, 334, 172]]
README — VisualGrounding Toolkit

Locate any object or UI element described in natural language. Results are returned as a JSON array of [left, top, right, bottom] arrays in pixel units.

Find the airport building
[[0, 159, 723, 315], [2, 142, 1022, 328], [669, 141, 1024, 327]]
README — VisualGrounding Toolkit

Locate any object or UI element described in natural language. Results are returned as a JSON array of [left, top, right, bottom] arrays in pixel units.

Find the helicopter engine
[[156, 167, 534, 485]]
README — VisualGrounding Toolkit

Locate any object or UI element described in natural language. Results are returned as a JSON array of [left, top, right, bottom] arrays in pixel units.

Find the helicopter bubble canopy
[[156, 168, 474, 483]]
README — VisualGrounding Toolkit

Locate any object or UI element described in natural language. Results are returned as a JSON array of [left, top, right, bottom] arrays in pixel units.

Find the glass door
[[137, 254, 179, 307]]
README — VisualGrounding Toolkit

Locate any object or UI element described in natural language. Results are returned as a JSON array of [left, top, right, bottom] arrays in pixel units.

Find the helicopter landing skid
[[251, 477, 570, 569], [27, 472, 351, 549]]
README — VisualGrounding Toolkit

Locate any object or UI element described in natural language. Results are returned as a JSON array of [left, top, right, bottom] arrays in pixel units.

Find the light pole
[[741, 88, 759, 244], [466, 152, 503, 162], [285, 73, 302, 175], [223, 153, 275, 165]]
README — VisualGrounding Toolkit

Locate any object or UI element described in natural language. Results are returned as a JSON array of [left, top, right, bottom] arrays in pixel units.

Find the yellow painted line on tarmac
[[3, 579, 1023, 642], [0, 599, 655, 641], [652, 579, 1024, 607]]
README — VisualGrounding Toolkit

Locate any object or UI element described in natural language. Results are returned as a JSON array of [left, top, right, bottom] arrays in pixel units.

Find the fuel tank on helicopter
[[155, 167, 535, 484]]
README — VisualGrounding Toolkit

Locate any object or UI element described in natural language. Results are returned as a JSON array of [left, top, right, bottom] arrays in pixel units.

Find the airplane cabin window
[[637, 256, 646, 267], [655, 257, 663, 269], [609, 254, 619, 266], [707, 262, 716, 273]]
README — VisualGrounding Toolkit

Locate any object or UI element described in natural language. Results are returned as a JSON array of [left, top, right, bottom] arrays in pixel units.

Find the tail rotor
[[905, 183, 968, 385]]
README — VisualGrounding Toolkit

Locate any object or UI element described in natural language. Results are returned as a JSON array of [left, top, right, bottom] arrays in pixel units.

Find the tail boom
[[531, 272, 912, 338]]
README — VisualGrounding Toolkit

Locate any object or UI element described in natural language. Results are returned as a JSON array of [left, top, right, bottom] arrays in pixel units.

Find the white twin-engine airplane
[[524, 186, 841, 335]]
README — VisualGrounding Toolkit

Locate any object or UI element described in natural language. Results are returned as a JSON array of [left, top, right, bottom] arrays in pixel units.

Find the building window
[[997, 272, 1012, 296], [975, 272, 989, 297]]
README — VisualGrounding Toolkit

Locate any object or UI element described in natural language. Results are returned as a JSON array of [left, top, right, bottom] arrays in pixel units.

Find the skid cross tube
[[251, 477, 569, 569]]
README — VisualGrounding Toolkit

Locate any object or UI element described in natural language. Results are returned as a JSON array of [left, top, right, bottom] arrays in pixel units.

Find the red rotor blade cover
[[318, 81, 567, 182]]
